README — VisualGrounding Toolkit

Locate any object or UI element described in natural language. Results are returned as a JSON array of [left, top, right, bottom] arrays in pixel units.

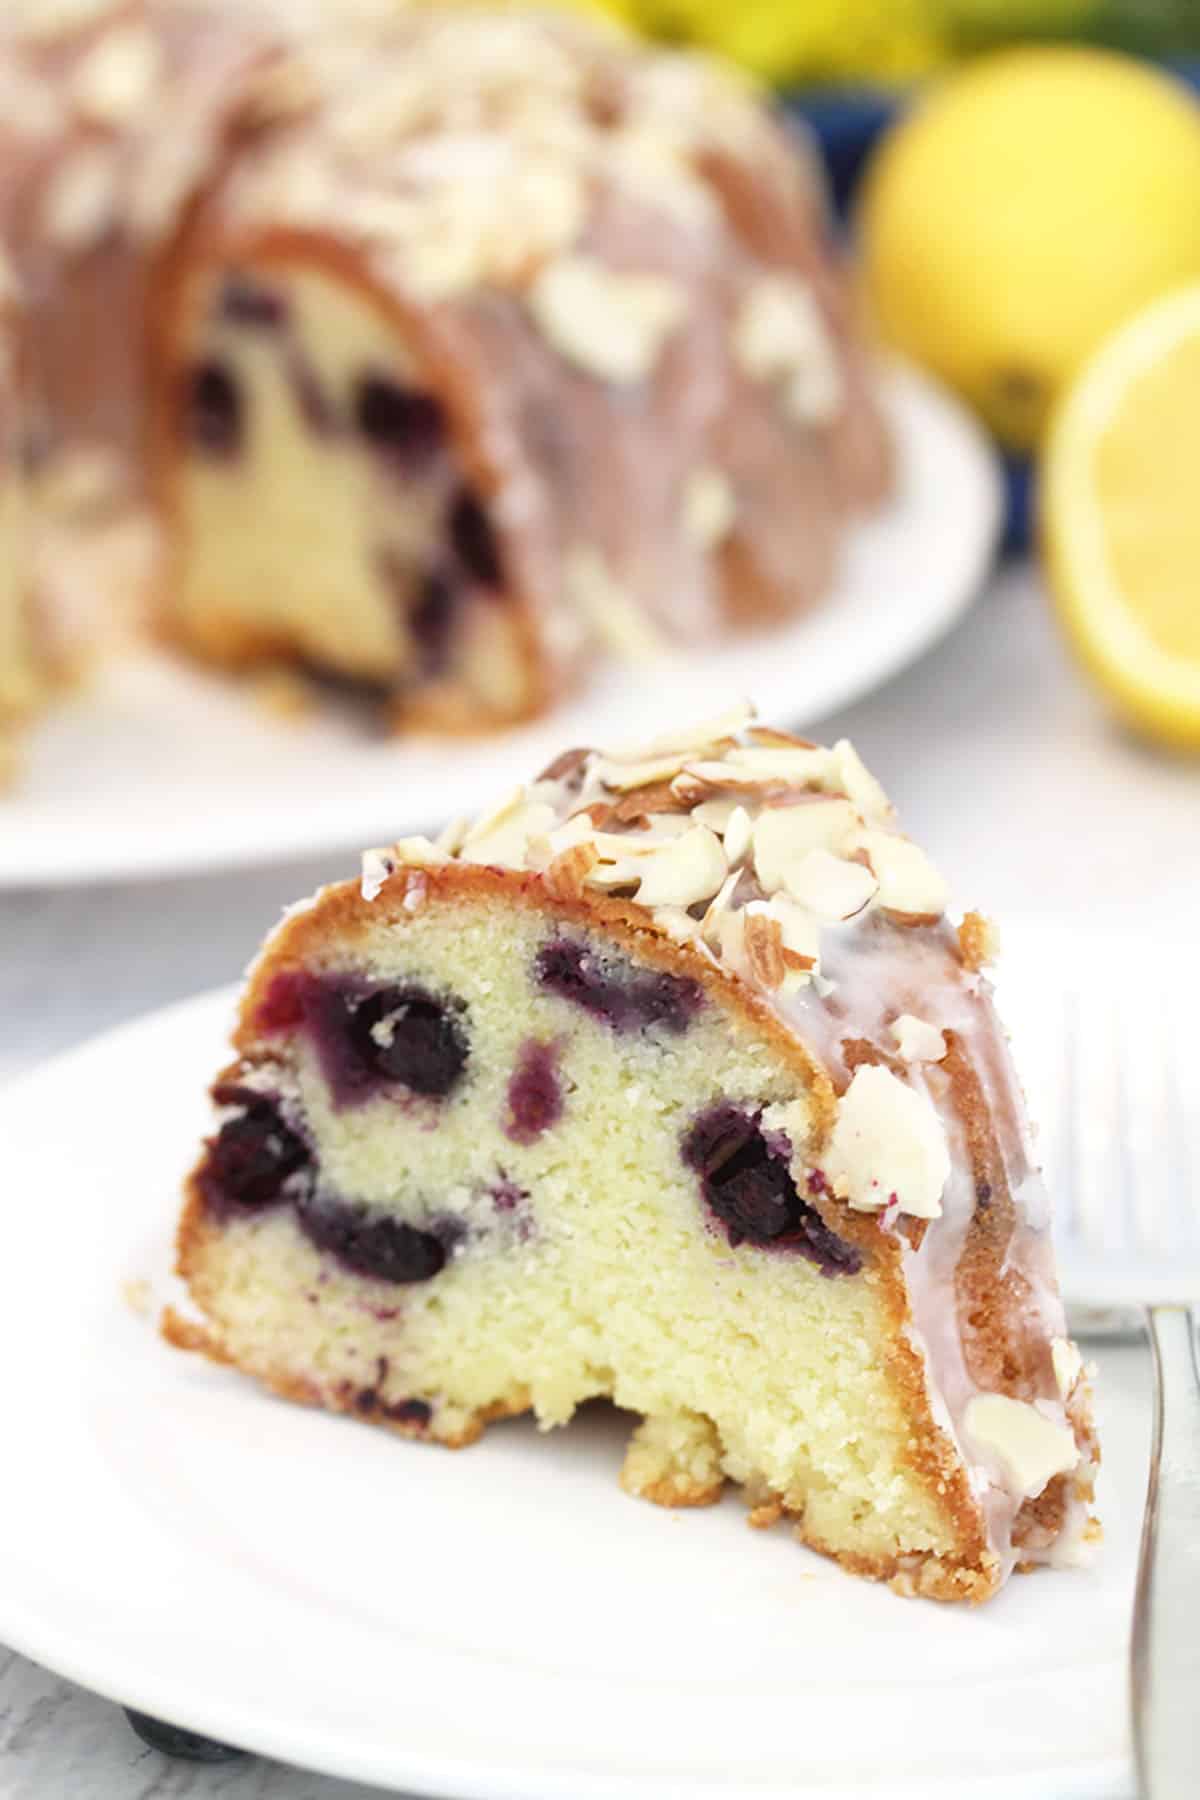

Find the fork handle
[[1131, 1305, 1200, 1798]]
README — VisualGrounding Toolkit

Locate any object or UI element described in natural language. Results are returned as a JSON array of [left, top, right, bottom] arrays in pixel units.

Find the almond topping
[[610, 700, 755, 763], [700, 869, 741, 945], [725, 745, 835, 782], [745, 727, 818, 749], [891, 1015, 947, 1063], [856, 831, 949, 918], [833, 740, 892, 823], [1051, 1337, 1084, 1401], [963, 1395, 1079, 1499], [743, 910, 786, 989], [751, 799, 858, 892], [460, 789, 557, 870], [692, 796, 739, 834], [779, 848, 877, 919], [543, 841, 599, 900], [825, 1065, 949, 1221], [529, 254, 685, 385], [609, 782, 692, 823], [723, 804, 753, 865], [563, 547, 664, 658], [71, 24, 161, 126], [630, 826, 727, 909], [681, 467, 736, 550], [594, 753, 687, 792]]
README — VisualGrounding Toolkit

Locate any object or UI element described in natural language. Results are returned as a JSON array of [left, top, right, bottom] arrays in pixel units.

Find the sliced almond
[[543, 841, 600, 900], [678, 761, 809, 797], [609, 782, 693, 823], [462, 787, 520, 844], [563, 547, 664, 659], [593, 752, 688, 792], [538, 745, 592, 784], [779, 848, 877, 920], [547, 812, 600, 856], [825, 1065, 949, 1221], [437, 814, 470, 855], [360, 847, 396, 902], [681, 467, 736, 550], [765, 896, 821, 968], [529, 255, 685, 385], [723, 804, 753, 865], [630, 826, 727, 909], [692, 796, 739, 834], [71, 24, 161, 127], [725, 745, 835, 782], [460, 791, 558, 870], [743, 910, 786, 989], [963, 1395, 1079, 1499], [751, 799, 858, 892], [745, 726, 819, 749], [585, 860, 642, 891], [891, 1014, 947, 1063], [833, 739, 892, 823], [856, 830, 949, 918], [700, 869, 742, 945], [609, 700, 755, 763]]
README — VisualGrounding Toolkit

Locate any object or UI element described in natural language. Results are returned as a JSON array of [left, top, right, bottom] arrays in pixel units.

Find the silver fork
[[1013, 966, 1200, 1800]]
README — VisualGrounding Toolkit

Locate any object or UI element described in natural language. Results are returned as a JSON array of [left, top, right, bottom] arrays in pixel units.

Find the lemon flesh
[[1043, 283, 1200, 749], [858, 46, 1200, 450]]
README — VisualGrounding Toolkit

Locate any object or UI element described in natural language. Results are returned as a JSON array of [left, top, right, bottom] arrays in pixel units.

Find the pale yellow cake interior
[[171, 261, 531, 718], [190, 889, 962, 1570]]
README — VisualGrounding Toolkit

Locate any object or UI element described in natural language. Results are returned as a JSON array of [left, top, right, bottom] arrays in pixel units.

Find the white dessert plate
[[0, 936, 1155, 1800], [0, 363, 1001, 889]]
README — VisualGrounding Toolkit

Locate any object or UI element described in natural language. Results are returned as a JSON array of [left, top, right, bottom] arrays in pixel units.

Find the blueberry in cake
[[170, 701, 1098, 1601]]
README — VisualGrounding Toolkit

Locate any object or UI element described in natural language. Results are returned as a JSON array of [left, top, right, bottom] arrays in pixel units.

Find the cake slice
[[170, 703, 1097, 1601], [148, 8, 890, 728]]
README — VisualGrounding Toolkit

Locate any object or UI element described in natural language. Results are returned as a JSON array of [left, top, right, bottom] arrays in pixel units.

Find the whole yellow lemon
[[857, 47, 1200, 449]]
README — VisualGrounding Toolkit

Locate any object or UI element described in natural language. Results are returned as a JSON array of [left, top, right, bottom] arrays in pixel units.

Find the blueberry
[[683, 1104, 862, 1276], [184, 359, 242, 457], [408, 571, 458, 674], [218, 276, 287, 328], [448, 487, 502, 587], [296, 1193, 450, 1283], [505, 1040, 562, 1144], [355, 375, 443, 462], [535, 939, 702, 1036], [123, 1709, 246, 1763], [198, 1088, 310, 1220], [255, 974, 470, 1109], [350, 986, 469, 1097], [386, 1397, 432, 1426]]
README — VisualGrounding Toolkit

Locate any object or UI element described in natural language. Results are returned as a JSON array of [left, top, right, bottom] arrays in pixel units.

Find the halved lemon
[[1043, 283, 1200, 749]]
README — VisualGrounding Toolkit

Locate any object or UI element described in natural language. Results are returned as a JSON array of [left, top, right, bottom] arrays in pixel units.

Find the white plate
[[0, 969, 1143, 1800], [0, 365, 1001, 888]]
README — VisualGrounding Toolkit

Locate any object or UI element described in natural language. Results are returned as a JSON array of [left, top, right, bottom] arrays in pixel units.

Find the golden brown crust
[[620, 1470, 726, 1509]]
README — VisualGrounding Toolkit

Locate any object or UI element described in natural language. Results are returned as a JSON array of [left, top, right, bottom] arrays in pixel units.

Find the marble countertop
[[0, 562, 1188, 1797]]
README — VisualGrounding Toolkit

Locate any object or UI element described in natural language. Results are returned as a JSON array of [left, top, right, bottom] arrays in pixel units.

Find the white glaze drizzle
[[362, 705, 1094, 1578]]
